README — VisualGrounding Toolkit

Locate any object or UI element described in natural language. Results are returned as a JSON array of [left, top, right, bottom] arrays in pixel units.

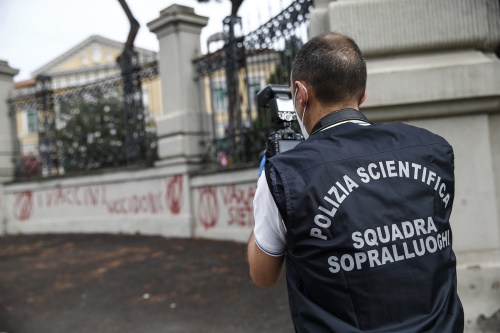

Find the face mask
[[294, 84, 309, 139]]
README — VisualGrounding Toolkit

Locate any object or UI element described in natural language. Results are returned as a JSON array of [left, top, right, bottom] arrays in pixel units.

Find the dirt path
[[0, 234, 293, 333]]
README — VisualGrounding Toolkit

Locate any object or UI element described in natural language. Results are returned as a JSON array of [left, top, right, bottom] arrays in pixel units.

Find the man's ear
[[359, 90, 367, 106], [294, 81, 308, 107]]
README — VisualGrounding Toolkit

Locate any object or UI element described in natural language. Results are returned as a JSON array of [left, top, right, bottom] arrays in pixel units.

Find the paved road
[[0, 234, 294, 333]]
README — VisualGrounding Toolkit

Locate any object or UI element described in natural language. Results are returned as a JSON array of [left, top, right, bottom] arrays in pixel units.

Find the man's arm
[[247, 231, 284, 287]]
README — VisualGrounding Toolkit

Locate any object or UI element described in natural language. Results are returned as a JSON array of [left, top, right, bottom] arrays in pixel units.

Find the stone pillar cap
[[148, 4, 209, 34], [0, 60, 19, 77], [160, 4, 195, 16]]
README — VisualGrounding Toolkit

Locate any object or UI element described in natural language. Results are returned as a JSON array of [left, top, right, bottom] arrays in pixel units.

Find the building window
[[215, 122, 227, 139], [106, 51, 114, 62], [92, 47, 102, 62], [213, 88, 227, 113], [22, 143, 38, 155], [27, 111, 38, 134]]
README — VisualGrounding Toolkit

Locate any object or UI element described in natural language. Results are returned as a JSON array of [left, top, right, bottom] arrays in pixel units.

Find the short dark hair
[[291, 33, 367, 106]]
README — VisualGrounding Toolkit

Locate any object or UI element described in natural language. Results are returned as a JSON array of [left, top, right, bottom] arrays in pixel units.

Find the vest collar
[[310, 108, 371, 136]]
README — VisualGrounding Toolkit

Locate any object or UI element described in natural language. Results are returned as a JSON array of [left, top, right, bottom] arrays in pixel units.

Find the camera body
[[256, 84, 304, 158], [265, 129, 304, 157]]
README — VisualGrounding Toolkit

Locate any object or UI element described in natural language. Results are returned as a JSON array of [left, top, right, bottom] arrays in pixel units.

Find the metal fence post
[[8, 101, 21, 177], [119, 49, 147, 165], [35, 75, 58, 177], [223, 15, 248, 163]]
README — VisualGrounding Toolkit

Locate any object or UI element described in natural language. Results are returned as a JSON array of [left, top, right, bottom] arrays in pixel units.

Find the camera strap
[[310, 108, 370, 136]]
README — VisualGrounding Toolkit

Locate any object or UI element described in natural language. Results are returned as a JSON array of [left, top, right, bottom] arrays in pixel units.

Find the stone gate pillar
[[0, 60, 20, 234], [0, 61, 19, 183], [147, 5, 209, 238], [148, 5, 209, 167], [309, 0, 500, 331]]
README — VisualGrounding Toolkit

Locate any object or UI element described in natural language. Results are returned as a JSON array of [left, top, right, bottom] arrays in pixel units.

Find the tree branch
[[231, 0, 244, 16], [117, 0, 140, 52]]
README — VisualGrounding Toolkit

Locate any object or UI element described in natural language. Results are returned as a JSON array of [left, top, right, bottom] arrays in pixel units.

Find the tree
[[56, 89, 157, 173], [196, 0, 245, 17], [117, 0, 139, 53]]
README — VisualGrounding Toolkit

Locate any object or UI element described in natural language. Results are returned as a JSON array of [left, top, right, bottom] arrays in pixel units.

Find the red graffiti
[[166, 175, 183, 215], [105, 192, 163, 215], [220, 185, 247, 205], [28, 185, 166, 216], [13, 191, 33, 221], [198, 187, 219, 230], [220, 185, 257, 227], [228, 206, 254, 227], [40, 187, 102, 208]]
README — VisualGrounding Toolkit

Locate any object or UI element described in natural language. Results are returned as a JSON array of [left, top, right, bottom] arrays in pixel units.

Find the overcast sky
[[0, 0, 294, 81]]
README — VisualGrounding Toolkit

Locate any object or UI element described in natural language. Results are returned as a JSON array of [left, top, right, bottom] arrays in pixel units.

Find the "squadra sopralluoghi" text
[[327, 216, 451, 273]]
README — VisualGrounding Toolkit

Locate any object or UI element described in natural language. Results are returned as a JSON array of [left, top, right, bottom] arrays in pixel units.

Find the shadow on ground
[[0, 234, 293, 333]]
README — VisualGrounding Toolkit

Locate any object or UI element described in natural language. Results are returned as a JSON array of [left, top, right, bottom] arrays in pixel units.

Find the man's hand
[[247, 232, 284, 287]]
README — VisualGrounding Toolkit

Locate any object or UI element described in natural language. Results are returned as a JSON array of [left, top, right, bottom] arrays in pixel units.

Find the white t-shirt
[[253, 120, 370, 257], [253, 172, 288, 256]]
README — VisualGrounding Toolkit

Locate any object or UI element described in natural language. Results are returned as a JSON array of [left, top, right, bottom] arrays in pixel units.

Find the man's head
[[291, 33, 367, 108]]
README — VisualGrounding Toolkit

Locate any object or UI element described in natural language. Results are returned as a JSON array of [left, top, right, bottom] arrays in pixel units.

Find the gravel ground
[[0, 234, 294, 333]]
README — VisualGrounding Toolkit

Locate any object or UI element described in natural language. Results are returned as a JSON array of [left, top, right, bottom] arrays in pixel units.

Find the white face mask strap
[[299, 83, 308, 124], [294, 83, 310, 139], [294, 83, 309, 118]]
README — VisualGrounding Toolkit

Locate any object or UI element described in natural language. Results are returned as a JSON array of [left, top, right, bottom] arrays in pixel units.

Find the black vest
[[265, 117, 464, 333]]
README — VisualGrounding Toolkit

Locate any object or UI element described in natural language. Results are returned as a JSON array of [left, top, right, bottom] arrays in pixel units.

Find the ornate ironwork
[[244, 0, 312, 51], [8, 61, 160, 180], [195, 0, 313, 167]]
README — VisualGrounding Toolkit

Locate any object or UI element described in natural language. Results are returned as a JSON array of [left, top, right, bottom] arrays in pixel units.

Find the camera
[[256, 84, 304, 158]]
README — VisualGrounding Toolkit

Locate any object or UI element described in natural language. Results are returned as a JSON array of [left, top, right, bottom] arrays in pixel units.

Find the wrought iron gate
[[9, 60, 159, 179], [195, 0, 313, 167]]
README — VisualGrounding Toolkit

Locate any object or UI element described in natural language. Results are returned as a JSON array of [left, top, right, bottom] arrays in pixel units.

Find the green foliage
[[56, 89, 157, 173]]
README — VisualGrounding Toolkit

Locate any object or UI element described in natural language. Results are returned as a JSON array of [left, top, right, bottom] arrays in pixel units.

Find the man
[[248, 33, 464, 332]]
